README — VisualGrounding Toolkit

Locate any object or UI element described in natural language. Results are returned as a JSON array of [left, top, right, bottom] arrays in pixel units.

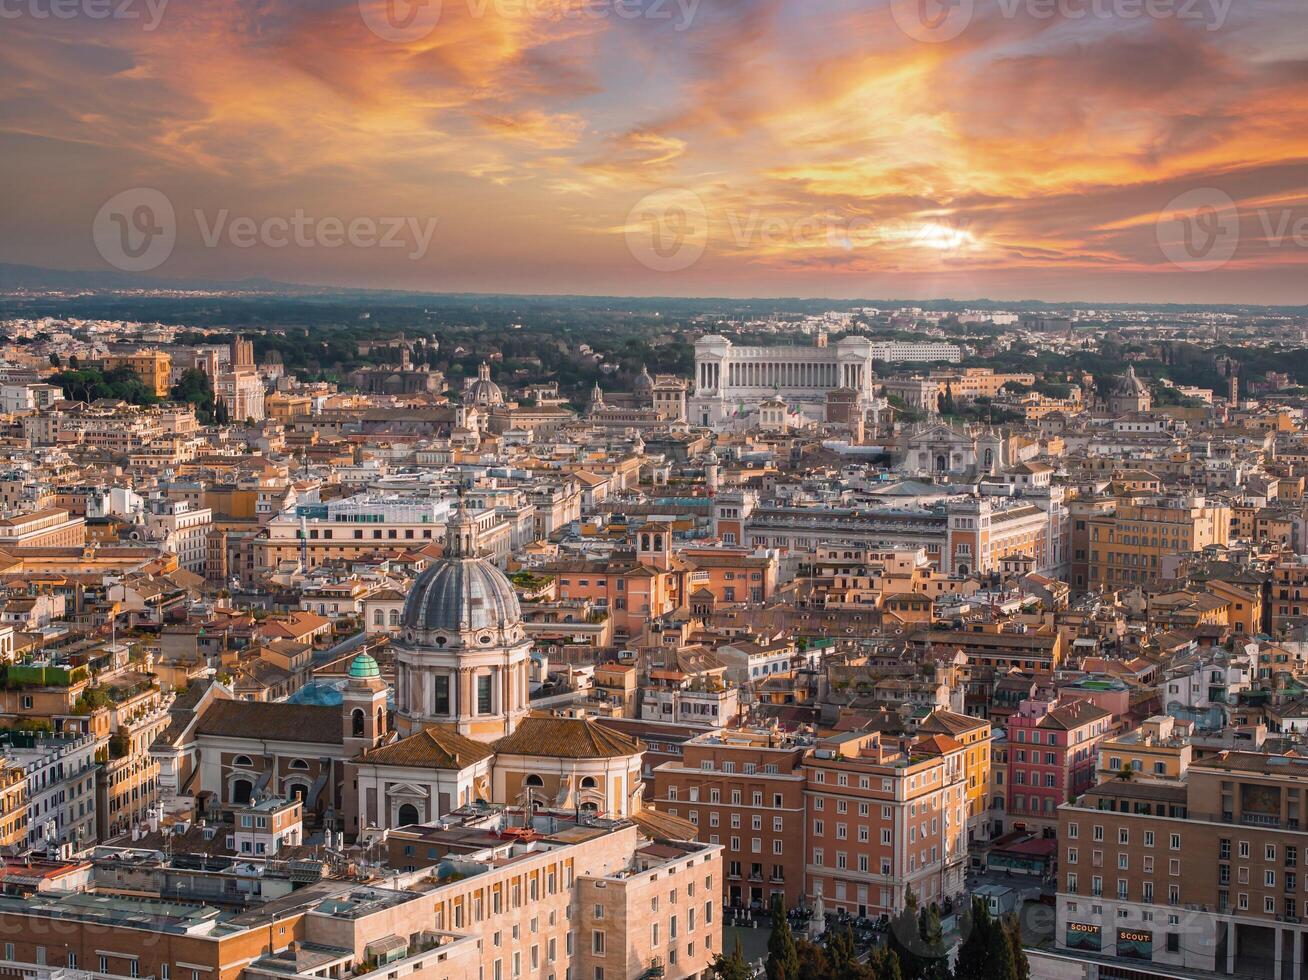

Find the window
[[591, 930, 606, 955], [477, 674, 493, 714], [433, 675, 451, 715]]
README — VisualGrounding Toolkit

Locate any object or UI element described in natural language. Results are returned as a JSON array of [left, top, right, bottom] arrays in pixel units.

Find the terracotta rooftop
[[360, 725, 494, 769], [195, 700, 342, 745], [494, 716, 643, 760]]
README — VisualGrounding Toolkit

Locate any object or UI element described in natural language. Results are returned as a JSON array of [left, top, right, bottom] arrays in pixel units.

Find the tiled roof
[[493, 716, 642, 759], [360, 726, 494, 769], [631, 807, 698, 842], [195, 700, 342, 745]]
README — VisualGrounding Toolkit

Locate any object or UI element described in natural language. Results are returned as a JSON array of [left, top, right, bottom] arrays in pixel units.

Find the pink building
[[1001, 697, 1113, 835]]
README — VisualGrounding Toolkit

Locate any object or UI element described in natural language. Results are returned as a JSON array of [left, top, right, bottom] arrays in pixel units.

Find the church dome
[[400, 495, 521, 635], [348, 653, 381, 679], [402, 558, 522, 633], [466, 362, 504, 407]]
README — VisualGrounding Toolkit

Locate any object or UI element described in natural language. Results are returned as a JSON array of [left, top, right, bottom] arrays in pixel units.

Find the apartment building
[[652, 729, 808, 909], [146, 498, 214, 573], [1, 731, 98, 851], [0, 507, 86, 548], [256, 494, 479, 573], [909, 622, 1065, 672], [1057, 750, 1308, 978], [919, 710, 993, 842], [0, 806, 721, 980], [1084, 493, 1231, 591], [805, 731, 967, 918], [1001, 696, 1112, 836], [103, 349, 172, 398]]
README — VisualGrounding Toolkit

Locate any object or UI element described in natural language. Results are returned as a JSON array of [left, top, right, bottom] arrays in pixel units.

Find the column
[[1227, 920, 1236, 975], [1274, 926, 1283, 980]]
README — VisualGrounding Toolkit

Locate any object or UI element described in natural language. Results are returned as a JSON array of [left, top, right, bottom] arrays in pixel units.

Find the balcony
[[1240, 812, 1281, 827]]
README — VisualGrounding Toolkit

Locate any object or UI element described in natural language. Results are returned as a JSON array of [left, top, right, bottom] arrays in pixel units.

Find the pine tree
[[916, 903, 949, 980], [1006, 915, 1030, 980], [983, 913, 1017, 980], [870, 945, 905, 980], [711, 937, 752, 980], [952, 897, 994, 980], [888, 891, 928, 980], [827, 924, 857, 977], [766, 895, 800, 980]]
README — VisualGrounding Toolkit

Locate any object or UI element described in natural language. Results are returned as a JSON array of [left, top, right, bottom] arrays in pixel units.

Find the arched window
[[289, 758, 309, 771], [579, 776, 597, 789], [288, 782, 309, 803], [397, 803, 420, 827], [231, 778, 253, 805], [654, 534, 663, 551], [351, 708, 365, 737], [376, 707, 385, 733], [233, 755, 253, 769], [389, 609, 400, 626], [984, 449, 994, 468], [373, 609, 385, 626], [525, 774, 544, 788]]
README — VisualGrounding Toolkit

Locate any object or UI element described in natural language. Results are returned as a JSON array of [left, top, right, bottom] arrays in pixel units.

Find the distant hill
[[0, 262, 312, 294]]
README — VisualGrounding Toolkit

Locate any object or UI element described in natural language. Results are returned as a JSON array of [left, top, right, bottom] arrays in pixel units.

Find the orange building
[[653, 729, 808, 909], [805, 731, 968, 917]]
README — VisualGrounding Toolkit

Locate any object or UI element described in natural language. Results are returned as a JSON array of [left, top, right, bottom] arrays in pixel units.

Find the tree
[[953, 897, 1003, 980], [826, 924, 858, 978], [711, 936, 752, 980], [49, 352, 61, 369], [916, 903, 949, 980], [794, 938, 831, 980], [940, 383, 957, 416], [68, 354, 80, 370], [1006, 915, 1030, 980], [869, 945, 904, 980], [766, 895, 800, 980]]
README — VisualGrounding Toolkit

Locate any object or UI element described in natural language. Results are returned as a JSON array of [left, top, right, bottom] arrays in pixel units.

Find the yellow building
[[919, 708, 993, 842], [104, 349, 172, 398], [1086, 494, 1230, 590], [1096, 715, 1191, 782]]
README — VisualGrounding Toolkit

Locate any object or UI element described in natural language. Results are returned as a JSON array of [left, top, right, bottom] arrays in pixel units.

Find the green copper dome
[[348, 653, 381, 679]]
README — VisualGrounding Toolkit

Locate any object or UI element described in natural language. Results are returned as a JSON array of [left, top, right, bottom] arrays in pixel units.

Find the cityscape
[[2, 0, 1308, 979]]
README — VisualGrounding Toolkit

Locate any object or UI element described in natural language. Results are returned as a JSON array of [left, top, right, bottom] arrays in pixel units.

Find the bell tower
[[637, 521, 672, 570], [342, 653, 389, 754]]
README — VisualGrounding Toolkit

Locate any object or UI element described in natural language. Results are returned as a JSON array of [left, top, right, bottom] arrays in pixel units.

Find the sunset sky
[[2, 0, 1306, 302]]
